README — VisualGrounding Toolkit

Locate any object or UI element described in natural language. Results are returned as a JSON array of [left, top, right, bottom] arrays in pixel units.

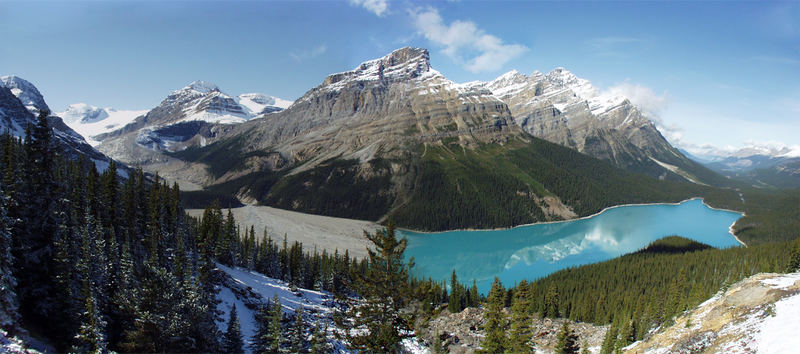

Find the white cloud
[[681, 140, 800, 159], [410, 7, 528, 73], [349, 0, 388, 17], [603, 81, 668, 118], [289, 44, 327, 62]]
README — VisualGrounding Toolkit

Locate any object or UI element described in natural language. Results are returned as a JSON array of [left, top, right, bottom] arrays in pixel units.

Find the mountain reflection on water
[[401, 199, 743, 294]]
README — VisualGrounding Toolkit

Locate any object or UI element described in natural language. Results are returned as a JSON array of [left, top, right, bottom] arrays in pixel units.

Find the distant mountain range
[[3, 47, 740, 230], [0, 75, 125, 174]]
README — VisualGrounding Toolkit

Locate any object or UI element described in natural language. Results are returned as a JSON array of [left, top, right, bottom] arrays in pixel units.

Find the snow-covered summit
[[545, 67, 598, 100], [59, 103, 110, 124], [237, 93, 293, 116], [182, 80, 220, 95], [0, 75, 50, 116], [320, 47, 434, 91], [57, 103, 147, 146]]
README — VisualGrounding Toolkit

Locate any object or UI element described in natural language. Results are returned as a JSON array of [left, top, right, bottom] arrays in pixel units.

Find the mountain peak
[[183, 81, 220, 94], [320, 47, 433, 89], [0, 75, 50, 115], [384, 46, 430, 65], [496, 69, 525, 81]]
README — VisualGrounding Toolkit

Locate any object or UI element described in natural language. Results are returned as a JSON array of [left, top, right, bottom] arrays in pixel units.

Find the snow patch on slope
[[215, 264, 336, 352], [237, 93, 293, 115], [58, 104, 146, 146]]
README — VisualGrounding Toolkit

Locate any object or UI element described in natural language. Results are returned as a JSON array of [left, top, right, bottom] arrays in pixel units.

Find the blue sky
[[1, 0, 798, 154]]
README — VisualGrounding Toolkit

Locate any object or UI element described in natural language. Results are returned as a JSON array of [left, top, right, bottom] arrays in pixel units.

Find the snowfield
[[58, 104, 147, 146]]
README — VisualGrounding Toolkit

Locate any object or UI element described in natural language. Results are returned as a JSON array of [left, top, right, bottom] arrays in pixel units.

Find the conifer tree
[[509, 279, 534, 352], [337, 221, 413, 351], [310, 323, 329, 354], [468, 279, 480, 308], [543, 285, 560, 318], [555, 322, 580, 354], [618, 317, 636, 348], [268, 294, 284, 352], [290, 305, 306, 353], [599, 319, 618, 354], [448, 270, 461, 313], [479, 277, 507, 353], [223, 304, 244, 354], [0, 191, 19, 334], [787, 238, 800, 272], [250, 302, 271, 353]]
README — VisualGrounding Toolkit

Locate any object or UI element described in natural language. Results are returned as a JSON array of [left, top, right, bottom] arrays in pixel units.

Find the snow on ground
[[717, 272, 800, 353], [401, 337, 428, 354], [0, 330, 29, 354], [237, 93, 292, 115], [754, 289, 800, 353], [215, 263, 337, 352], [187, 205, 380, 259]]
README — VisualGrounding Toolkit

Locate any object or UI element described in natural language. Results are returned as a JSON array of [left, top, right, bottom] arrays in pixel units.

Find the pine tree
[[290, 305, 306, 353], [223, 304, 244, 354], [310, 323, 329, 354], [74, 212, 108, 352], [269, 295, 284, 352], [509, 279, 534, 352], [250, 302, 269, 353], [618, 317, 636, 347], [448, 270, 461, 313], [479, 277, 507, 353], [555, 322, 580, 354], [468, 279, 480, 308], [0, 191, 19, 334], [787, 237, 800, 272], [431, 330, 444, 354], [543, 285, 560, 318], [600, 320, 618, 354], [337, 221, 413, 352]]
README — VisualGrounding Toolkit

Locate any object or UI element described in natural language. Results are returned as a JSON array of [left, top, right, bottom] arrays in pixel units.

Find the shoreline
[[399, 197, 748, 246]]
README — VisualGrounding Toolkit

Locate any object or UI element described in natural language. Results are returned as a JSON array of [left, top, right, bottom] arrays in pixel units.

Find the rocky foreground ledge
[[625, 272, 800, 353]]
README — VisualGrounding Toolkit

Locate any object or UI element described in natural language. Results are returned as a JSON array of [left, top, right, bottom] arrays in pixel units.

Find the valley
[[2, 2, 799, 351]]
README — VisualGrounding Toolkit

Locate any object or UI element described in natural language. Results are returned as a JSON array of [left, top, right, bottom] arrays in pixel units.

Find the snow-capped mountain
[[472, 67, 713, 184], [0, 75, 127, 174], [220, 46, 513, 166], [0, 76, 50, 117], [237, 93, 292, 116], [58, 103, 147, 146], [88, 81, 292, 187], [78, 80, 293, 153]]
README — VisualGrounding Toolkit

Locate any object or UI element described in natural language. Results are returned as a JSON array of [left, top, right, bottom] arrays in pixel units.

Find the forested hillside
[[518, 236, 799, 352], [0, 115, 387, 352]]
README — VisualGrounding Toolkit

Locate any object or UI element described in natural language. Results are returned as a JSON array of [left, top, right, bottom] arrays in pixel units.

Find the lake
[[400, 198, 743, 294]]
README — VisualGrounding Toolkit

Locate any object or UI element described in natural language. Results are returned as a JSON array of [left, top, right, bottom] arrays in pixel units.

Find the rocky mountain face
[[0, 76, 50, 117], [90, 81, 292, 189], [626, 272, 800, 353], [81, 47, 727, 229], [471, 69, 711, 184], [219, 47, 516, 170], [0, 76, 120, 170]]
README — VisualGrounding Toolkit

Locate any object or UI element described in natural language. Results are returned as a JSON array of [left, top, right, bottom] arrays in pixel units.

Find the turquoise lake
[[400, 199, 743, 294]]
